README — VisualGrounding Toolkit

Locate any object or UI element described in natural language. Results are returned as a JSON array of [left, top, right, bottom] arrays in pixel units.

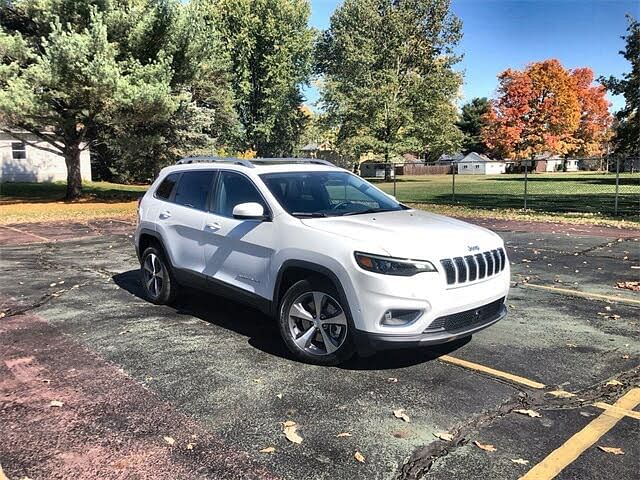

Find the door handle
[[205, 222, 222, 231], [159, 210, 171, 219]]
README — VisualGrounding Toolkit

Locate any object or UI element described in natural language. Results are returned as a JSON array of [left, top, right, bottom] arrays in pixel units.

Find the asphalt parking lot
[[1, 220, 639, 480]]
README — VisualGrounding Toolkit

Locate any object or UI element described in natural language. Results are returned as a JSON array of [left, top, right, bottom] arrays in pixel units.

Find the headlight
[[354, 252, 437, 276]]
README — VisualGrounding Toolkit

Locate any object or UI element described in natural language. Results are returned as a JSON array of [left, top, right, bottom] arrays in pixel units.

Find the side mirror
[[232, 202, 266, 220]]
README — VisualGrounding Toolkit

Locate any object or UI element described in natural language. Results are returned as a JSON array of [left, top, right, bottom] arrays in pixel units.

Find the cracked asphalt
[[1, 219, 639, 480]]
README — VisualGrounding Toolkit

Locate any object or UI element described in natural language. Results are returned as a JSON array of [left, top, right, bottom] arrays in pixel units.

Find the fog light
[[381, 309, 423, 326]]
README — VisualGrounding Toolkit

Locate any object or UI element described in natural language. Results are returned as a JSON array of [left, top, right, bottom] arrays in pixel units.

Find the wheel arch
[[272, 260, 354, 324], [137, 229, 170, 264]]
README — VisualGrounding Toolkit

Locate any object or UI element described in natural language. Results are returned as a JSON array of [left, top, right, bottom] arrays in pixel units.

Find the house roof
[[458, 152, 504, 163], [438, 152, 464, 162]]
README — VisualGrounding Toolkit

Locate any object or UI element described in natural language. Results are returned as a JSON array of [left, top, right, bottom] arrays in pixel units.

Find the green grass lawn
[[0, 181, 147, 203], [373, 172, 640, 220], [0, 174, 638, 226]]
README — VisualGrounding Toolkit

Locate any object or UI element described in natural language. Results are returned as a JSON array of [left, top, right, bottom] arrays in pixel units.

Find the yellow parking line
[[438, 355, 546, 389], [523, 283, 640, 306], [593, 401, 640, 421], [0, 462, 8, 480], [519, 388, 640, 480]]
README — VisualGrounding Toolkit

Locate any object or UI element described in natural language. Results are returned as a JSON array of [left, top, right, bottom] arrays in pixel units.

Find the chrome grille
[[440, 248, 507, 286]]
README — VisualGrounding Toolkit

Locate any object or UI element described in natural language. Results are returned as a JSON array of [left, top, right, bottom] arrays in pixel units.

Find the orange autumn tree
[[569, 68, 613, 156], [482, 59, 611, 159]]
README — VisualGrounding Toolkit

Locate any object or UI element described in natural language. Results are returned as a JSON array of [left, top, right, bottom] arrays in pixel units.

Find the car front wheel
[[278, 278, 355, 366]]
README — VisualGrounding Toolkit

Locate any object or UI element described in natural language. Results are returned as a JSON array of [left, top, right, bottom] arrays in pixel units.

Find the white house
[[456, 152, 506, 175], [0, 131, 92, 183]]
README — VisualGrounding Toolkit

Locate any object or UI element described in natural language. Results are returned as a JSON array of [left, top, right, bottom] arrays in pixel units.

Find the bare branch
[[0, 128, 63, 156]]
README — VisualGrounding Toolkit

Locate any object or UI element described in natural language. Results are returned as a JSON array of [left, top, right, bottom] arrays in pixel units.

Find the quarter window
[[155, 173, 180, 200], [173, 171, 215, 211], [11, 142, 26, 160], [213, 171, 266, 217]]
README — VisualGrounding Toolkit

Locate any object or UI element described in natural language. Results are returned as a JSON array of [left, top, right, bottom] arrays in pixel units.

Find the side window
[[213, 171, 266, 218], [155, 173, 180, 200], [173, 171, 215, 211]]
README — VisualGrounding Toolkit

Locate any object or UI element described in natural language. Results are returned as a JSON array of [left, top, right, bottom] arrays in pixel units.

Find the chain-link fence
[[359, 157, 640, 219]]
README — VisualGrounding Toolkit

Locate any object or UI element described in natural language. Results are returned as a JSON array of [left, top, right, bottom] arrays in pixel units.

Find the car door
[[157, 170, 216, 286], [202, 170, 275, 298]]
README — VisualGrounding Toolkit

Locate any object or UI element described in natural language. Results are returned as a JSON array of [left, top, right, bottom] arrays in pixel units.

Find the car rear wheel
[[140, 246, 177, 305], [278, 278, 355, 366]]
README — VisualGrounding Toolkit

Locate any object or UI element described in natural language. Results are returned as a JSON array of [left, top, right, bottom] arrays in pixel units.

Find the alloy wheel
[[143, 253, 165, 298], [287, 291, 348, 356]]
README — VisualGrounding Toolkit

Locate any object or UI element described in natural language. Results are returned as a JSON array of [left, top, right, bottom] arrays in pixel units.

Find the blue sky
[[305, 0, 639, 113]]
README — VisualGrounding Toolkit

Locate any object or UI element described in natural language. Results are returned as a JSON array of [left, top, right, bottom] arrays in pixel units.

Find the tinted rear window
[[173, 171, 215, 211], [155, 173, 180, 200]]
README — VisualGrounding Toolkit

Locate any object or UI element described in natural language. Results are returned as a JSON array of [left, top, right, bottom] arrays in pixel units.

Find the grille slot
[[453, 257, 468, 283], [465, 255, 477, 281], [440, 247, 506, 286], [440, 259, 456, 285], [425, 297, 505, 332], [475, 253, 486, 279]]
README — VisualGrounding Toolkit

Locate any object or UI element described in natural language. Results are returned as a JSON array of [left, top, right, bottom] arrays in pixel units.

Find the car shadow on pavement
[[113, 270, 469, 370]]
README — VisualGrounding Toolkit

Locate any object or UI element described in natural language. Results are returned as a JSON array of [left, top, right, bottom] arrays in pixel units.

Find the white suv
[[135, 157, 509, 365]]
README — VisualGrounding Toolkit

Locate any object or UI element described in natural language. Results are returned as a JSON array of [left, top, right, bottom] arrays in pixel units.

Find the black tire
[[278, 278, 355, 366], [140, 246, 178, 305]]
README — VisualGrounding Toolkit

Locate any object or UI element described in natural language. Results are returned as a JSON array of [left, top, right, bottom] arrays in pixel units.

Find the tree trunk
[[64, 145, 83, 200], [384, 144, 392, 181]]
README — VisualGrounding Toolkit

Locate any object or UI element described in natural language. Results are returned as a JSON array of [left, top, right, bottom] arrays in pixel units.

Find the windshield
[[259, 171, 404, 217]]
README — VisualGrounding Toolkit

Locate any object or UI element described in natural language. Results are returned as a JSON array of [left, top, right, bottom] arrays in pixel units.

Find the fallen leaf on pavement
[[433, 432, 454, 442], [49, 400, 64, 408], [282, 421, 303, 444], [336, 432, 352, 438], [513, 409, 541, 418], [566, 343, 577, 348], [163, 436, 175, 445], [387, 377, 398, 383], [393, 408, 411, 422], [473, 441, 497, 452], [615, 281, 640, 292], [276, 393, 283, 399], [598, 446, 624, 455], [621, 354, 630, 359], [186, 442, 195, 450], [548, 390, 575, 398], [606, 379, 622, 387], [259, 447, 276, 454], [354, 451, 365, 463], [511, 458, 530, 465]]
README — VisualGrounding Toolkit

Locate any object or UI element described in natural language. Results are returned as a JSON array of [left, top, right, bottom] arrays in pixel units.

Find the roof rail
[[175, 156, 335, 168], [176, 156, 255, 168], [250, 158, 335, 167]]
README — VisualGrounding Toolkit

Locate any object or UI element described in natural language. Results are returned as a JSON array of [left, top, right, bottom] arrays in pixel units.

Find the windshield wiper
[[291, 212, 328, 218], [341, 208, 394, 216]]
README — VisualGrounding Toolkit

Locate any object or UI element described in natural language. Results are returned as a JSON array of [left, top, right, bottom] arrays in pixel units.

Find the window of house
[[11, 142, 26, 160], [475, 165, 480, 169]]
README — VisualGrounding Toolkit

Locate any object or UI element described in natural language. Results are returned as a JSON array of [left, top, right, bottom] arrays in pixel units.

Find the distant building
[[533, 153, 563, 172], [0, 131, 91, 183], [436, 152, 464, 164], [456, 152, 506, 175]]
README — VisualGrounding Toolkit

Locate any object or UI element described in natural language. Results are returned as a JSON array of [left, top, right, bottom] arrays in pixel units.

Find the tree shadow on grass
[[112, 269, 467, 370]]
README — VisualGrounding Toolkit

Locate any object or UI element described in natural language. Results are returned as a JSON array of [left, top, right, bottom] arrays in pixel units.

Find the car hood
[[301, 209, 502, 260]]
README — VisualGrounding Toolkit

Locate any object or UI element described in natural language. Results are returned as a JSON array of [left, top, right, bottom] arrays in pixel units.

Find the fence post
[[393, 165, 397, 197], [614, 156, 620, 216], [452, 164, 456, 202], [523, 163, 528, 210]]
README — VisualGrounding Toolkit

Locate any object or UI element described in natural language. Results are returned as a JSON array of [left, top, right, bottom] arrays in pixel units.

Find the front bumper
[[353, 301, 507, 354]]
